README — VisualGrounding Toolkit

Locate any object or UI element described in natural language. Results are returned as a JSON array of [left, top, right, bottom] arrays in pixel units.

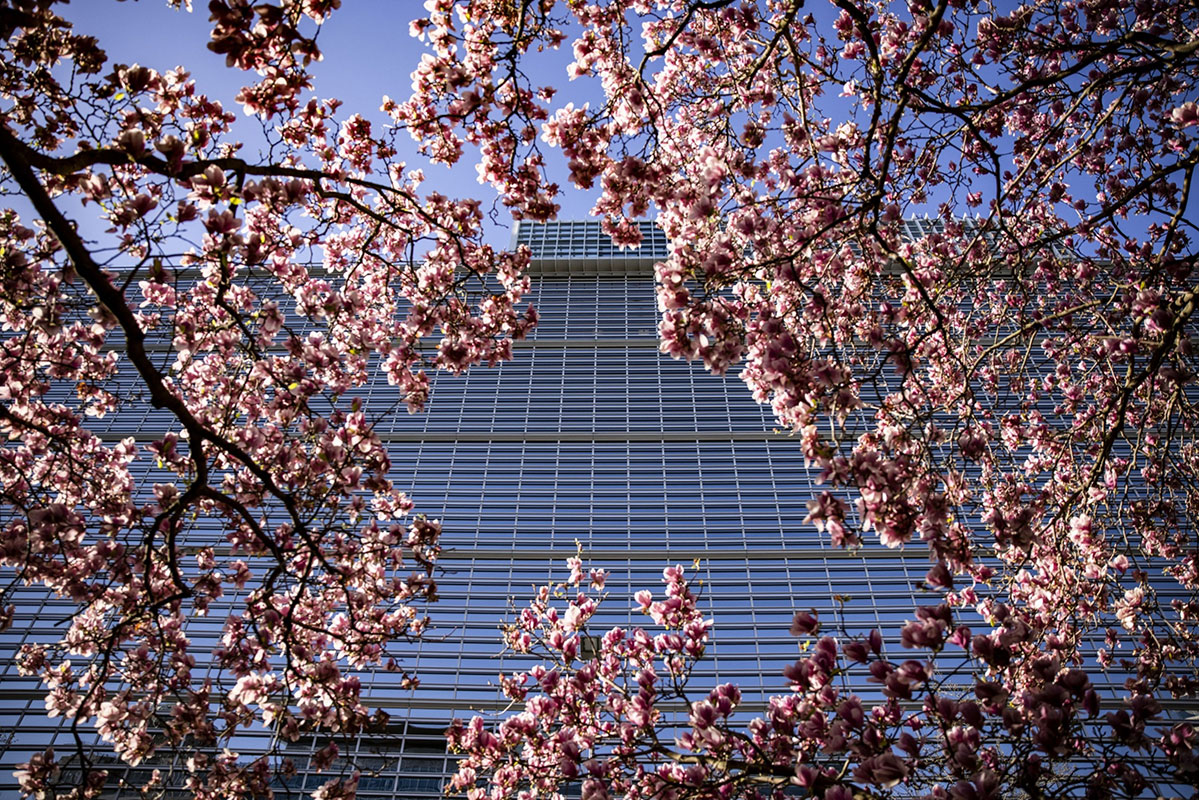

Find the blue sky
[[55, 1, 1199, 252], [62, 0, 600, 245]]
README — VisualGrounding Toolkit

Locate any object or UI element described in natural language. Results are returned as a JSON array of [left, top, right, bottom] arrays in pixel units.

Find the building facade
[[1, 220, 1168, 798], [282, 219, 930, 797]]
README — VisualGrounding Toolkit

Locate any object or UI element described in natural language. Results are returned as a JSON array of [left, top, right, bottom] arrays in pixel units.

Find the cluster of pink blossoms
[[0, 1, 537, 796], [1, 0, 1198, 797], [409, 0, 1199, 796]]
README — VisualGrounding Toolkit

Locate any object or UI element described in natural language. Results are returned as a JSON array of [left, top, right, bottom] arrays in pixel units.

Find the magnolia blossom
[[0, 2, 532, 796], [2, 0, 1198, 798], [410, 0, 1199, 797]]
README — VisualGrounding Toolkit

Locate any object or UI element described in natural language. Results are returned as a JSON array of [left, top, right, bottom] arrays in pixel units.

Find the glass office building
[[0, 220, 1179, 798]]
